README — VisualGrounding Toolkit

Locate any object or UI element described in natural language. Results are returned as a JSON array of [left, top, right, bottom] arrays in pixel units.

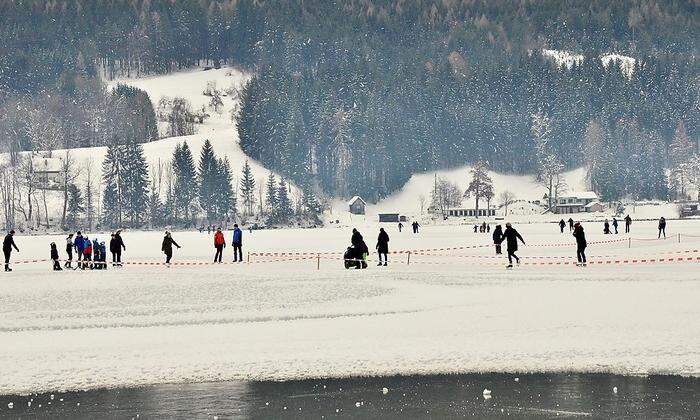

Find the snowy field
[[1, 219, 699, 395]]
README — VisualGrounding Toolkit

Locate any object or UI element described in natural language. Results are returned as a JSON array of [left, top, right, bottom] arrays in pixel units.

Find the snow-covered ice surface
[[1, 219, 699, 395]]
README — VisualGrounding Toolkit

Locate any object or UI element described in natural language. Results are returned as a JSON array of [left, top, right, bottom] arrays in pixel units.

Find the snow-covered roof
[[560, 191, 598, 200], [584, 200, 603, 208], [32, 157, 62, 173], [348, 196, 366, 206]]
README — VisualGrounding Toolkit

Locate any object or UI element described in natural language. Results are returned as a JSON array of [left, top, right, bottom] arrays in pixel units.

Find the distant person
[[603, 219, 611, 234], [3, 230, 19, 272], [214, 227, 226, 263], [658, 217, 666, 238], [50, 243, 62, 271], [161, 231, 181, 265], [398, 222, 403, 232], [573, 222, 587, 267], [473, 224, 478, 233], [492, 224, 503, 255], [74, 231, 85, 264], [487, 224, 491, 233], [376, 228, 390, 266], [113, 230, 126, 265], [109, 234, 119, 267], [559, 219, 566, 233], [232, 224, 243, 262], [65, 233, 74, 269], [207, 225, 212, 235], [92, 238, 101, 268], [568, 218, 574, 232], [624, 215, 632, 233], [612, 217, 619, 234], [99, 241, 108, 269], [501, 223, 525, 268], [412, 221, 420, 233]]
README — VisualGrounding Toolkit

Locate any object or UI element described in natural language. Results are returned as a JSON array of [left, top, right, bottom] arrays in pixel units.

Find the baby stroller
[[344, 245, 368, 269]]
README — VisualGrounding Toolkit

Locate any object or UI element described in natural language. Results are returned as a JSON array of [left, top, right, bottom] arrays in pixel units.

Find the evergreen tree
[[214, 157, 235, 222], [240, 160, 256, 215], [102, 144, 123, 227], [122, 141, 150, 226], [65, 184, 84, 228], [173, 142, 198, 223], [300, 179, 322, 223], [265, 172, 278, 216], [276, 178, 293, 223], [198, 139, 218, 221]]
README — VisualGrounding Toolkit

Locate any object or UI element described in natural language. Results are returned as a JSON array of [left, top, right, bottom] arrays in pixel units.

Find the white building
[[555, 191, 599, 214]]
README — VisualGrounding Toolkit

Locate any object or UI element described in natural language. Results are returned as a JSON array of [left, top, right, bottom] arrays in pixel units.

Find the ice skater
[[568, 218, 574, 232], [3, 230, 19, 272], [82, 236, 92, 269], [658, 217, 666, 238], [603, 219, 611, 234], [398, 222, 403, 232], [74, 231, 85, 265], [161, 231, 181, 265], [50, 242, 63, 271], [612, 217, 619, 234], [492, 224, 503, 255], [559, 219, 566, 233], [64, 233, 74, 268], [412, 221, 420, 233], [624, 215, 632, 233], [573, 222, 587, 266], [112, 230, 126, 266], [376, 227, 389, 266], [232, 224, 243, 262], [214, 227, 226, 263], [500, 223, 525, 268]]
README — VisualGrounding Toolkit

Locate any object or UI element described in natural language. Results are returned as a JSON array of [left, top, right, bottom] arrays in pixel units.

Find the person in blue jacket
[[74, 231, 85, 263], [232, 224, 243, 262], [92, 238, 100, 269]]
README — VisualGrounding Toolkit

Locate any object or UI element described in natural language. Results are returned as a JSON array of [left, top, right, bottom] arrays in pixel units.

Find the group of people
[[491, 223, 525, 268], [211, 224, 244, 263], [345, 227, 391, 268], [474, 222, 491, 233], [55, 230, 127, 270]]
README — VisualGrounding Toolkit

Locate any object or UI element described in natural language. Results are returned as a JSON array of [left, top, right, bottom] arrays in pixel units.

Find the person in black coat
[[612, 217, 619, 234], [50, 242, 62, 271], [559, 219, 566, 233], [376, 228, 390, 266], [113, 230, 126, 265], [658, 217, 666, 238], [350, 229, 369, 268], [568, 218, 574, 232], [3, 230, 19, 272], [161, 231, 181, 265], [573, 222, 587, 266], [492, 225, 503, 255], [624, 215, 632, 233], [109, 234, 120, 266], [603, 219, 611, 234], [500, 223, 525, 267]]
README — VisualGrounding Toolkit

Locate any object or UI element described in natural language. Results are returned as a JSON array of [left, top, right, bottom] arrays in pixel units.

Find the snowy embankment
[[1, 219, 699, 394], [7, 66, 296, 221]]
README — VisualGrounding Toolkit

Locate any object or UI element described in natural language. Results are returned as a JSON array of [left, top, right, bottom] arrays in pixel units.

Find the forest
[[0, 0, 698, 205]]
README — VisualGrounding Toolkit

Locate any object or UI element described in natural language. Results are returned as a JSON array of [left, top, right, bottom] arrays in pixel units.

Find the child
[[50, 243, 62, 271], [82, 238, 93, 269]]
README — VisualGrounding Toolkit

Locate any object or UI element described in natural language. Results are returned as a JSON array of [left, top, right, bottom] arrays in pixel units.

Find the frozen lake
[[1, 219, 699, 395], [1, 373, 699, 419]]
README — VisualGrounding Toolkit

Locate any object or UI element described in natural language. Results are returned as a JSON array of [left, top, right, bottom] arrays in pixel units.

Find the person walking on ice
[[492, 224, 503, 255], [50, 243, 63, 271], [624, 215, 632, 233], [376, 228, 389, 266], [398, 222, 403, 232], [573, 222, 587, 267], [161, 231, 181, 266], [65, 233, 74, 269], [232, 224, 243, 263], [612, 217, 619, 234], [568, 218, 574, 232], [603, 219, 611, 234], [214, 227, 226, 263], [658, 217, 666, 238], [3, 230, 19, 272], [559, 219, 566, 233], [412, 221, 420, 233], [74, 231, 85, 266], [500, 222, 525, 268], [112, 230, 126, 266]]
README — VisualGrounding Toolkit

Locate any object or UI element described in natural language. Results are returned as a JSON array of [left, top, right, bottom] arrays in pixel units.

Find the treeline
[[97, 140, 321, 230], [1, 0, 698, 202], [0, 82, 158, 158]]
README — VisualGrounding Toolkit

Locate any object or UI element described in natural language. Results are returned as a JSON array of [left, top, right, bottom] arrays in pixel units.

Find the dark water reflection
[[1, 373, 698, 419]]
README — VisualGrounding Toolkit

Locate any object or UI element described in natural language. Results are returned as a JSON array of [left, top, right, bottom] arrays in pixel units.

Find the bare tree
[[463, 161, 493, 218], [418, 194, 426, 214], [84, 159, 95, 231], [19, 155, 37, 224], [498, 190, 516, 216]]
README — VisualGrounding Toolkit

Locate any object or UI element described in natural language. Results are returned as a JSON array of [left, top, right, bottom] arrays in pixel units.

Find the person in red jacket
[[213, 227, 226, 263]]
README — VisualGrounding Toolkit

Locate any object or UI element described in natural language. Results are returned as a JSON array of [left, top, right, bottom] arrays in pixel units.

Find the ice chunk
[[382, 387, 389, 395]]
